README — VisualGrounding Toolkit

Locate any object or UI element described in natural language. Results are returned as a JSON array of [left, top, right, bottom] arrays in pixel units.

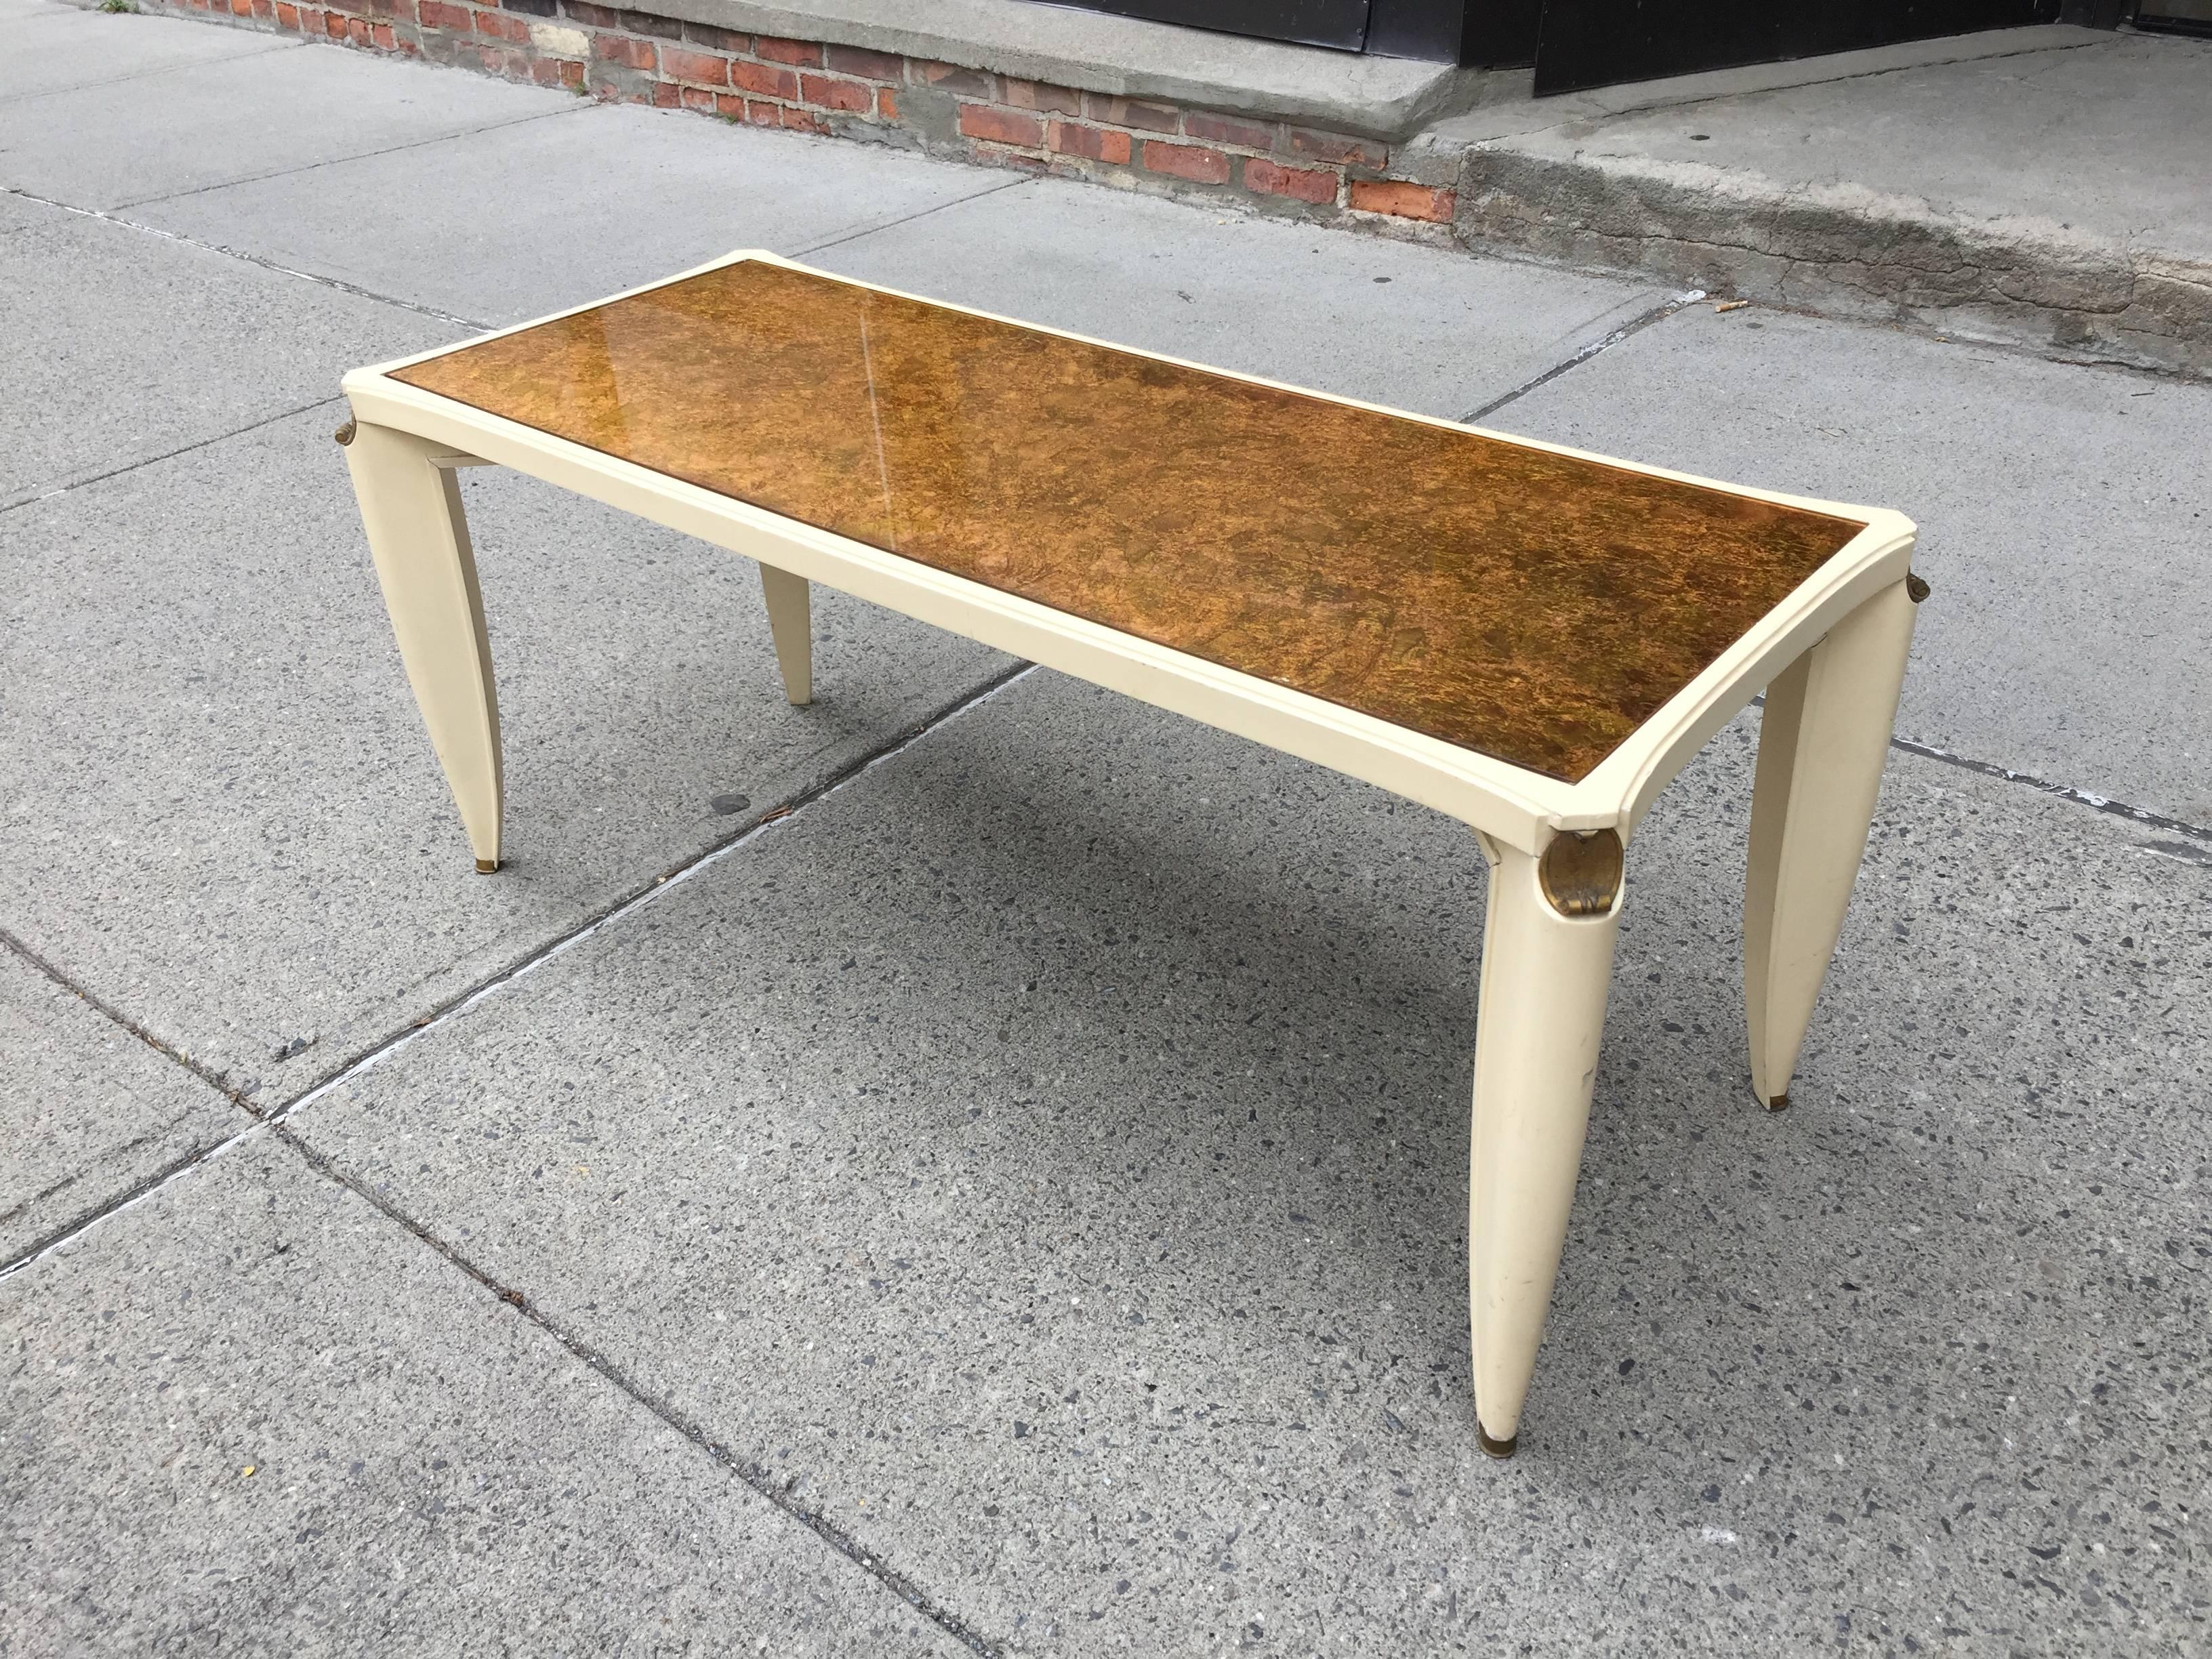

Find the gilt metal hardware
[[1538, 828, 1624, 918]]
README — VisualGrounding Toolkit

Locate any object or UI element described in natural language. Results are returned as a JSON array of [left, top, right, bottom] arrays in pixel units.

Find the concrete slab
[[0, 405, 1010, 1109], [290, 668, 2211, 1654], [813, 174, 1667, 419], [0, 33, 574, 210], [1496, 302, 2212, 823], [0, 1, 294, 103], [0, 205, 447, 506], [0, 190, 47, 233], [0, 1133, 965, 1654], [135, 103, 1016, 326], [0, 945, 240, 1263]]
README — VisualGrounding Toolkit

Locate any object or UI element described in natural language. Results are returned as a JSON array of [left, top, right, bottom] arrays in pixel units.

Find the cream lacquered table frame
[[337, 250, 1922, 1458]]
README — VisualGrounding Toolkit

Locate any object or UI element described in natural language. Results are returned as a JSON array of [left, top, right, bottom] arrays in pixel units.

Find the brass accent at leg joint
[[1478, 1426, 1518, 1459], [333, 418, 358, 447], [475, 858, 499, 874], [1906, 571, 1930, 603], [1538, 827, 1624, 918]]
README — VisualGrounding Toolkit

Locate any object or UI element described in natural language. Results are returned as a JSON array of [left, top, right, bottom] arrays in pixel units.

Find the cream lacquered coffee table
[[337, 251, 1923, 1456]]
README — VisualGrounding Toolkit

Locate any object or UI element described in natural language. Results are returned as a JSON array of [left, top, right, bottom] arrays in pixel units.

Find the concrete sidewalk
[[4, 8, 2209, 1654]]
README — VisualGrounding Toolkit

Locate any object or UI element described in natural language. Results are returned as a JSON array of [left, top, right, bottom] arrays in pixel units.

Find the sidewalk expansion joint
[[0, 661, 1038, 1281], [1887, 735, 2212, 853], [0, 924, 258, 1114], [0, 1122, 270, 1284], [109, 102, 590, 216], [269, 659, 1039, 1128], [792, 175, 1033, 260], [1738, 693, 2212, 851], [1460, 287, 1706, 423], [0, 392, 346, 515], [2, 187, 491, 330], [272, 1122, 1006, 1656], [0, 39, 303, 110]]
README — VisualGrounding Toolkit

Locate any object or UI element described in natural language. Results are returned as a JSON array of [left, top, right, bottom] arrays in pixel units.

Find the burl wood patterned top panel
[[392, 260, 1863, 781]]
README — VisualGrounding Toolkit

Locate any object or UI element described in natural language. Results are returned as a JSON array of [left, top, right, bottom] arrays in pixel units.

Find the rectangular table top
[[389, 258, 1863, 784]]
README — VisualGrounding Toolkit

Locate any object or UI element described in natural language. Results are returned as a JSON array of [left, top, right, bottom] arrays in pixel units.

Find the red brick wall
[[151, 0, 1459, 231]]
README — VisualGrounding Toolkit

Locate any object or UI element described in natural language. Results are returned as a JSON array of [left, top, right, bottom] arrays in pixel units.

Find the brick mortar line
[[0, 661, 1038, 1279], [269, 1121, 1004, 1656]]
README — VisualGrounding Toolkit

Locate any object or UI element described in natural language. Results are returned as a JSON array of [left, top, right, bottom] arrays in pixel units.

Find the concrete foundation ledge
[[1450, 142, 2212, 377], [575, 0, 1498, 140]]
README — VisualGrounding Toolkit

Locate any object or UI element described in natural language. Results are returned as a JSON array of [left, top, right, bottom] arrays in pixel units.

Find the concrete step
[[1416, 28, 2212, 376]]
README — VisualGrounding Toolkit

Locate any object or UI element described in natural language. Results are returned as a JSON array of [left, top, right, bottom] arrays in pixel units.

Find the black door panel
[[1067, 0, 1371, 52], [1534, 0, 2059, 94]]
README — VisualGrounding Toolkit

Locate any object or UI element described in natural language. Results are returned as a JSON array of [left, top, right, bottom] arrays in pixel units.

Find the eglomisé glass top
[[391, 258, 1863, 783]]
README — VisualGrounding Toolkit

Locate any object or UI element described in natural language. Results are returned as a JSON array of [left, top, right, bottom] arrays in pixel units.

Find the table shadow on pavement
[[280, 668, 2210, 1654]]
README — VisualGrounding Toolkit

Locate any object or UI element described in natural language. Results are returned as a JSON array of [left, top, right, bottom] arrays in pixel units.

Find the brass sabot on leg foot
[[1478, 1426, 1518, 1459]]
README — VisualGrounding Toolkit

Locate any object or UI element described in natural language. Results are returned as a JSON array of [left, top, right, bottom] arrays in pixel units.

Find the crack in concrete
[[1460, 287, 1706, 421], [268, 661, 1038, 1125]]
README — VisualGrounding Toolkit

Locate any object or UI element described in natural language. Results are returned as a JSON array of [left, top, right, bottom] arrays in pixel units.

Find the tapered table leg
[[759, 563, 813, 706], [1468, 829, 1624, 1456], [1744, 577, 1919, 1109], [342, 419, 503, 872]]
